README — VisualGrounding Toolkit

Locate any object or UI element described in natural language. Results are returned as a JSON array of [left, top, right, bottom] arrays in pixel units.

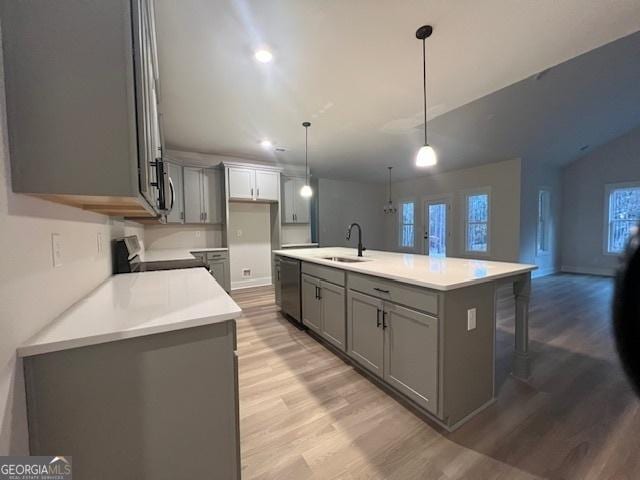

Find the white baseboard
[[561, 265, 615, 277], [231, 276, 273, 290], [532, 267, 559, 278]]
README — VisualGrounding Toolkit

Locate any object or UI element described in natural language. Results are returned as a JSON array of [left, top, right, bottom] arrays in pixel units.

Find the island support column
[[512, 272, 532, 379]]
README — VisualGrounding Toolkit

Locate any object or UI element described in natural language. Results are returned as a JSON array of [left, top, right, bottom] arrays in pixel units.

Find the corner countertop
[[140, 247, 228, 262], [273, 247, 536, 291], [18, 268, 241, 358]]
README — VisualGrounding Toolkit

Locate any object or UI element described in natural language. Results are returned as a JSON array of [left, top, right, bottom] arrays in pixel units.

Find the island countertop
[[273, 247, 536, 291], [18, 268, 241, 357]]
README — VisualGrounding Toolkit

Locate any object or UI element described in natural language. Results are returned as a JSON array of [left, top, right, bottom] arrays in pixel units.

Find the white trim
[[603, 181, 640, 255], [561, 265, 615, 277], [231, 276, 273, 290], [462, 187, 492, 256]]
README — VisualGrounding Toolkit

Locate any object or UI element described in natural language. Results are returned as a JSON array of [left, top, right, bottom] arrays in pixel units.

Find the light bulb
[[260, 139, 272, 149], [416, 144, 437, 167], [254, 49, 273, 63], [300, 184, 313, 197]]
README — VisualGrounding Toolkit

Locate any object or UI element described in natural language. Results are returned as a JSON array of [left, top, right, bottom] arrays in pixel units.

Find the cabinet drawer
[[348, 273, 438, 315], [302, 262, 345, 286], [205, 251, 228, 261]]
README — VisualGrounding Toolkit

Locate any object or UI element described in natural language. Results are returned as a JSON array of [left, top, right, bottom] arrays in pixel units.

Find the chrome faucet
[[346, 223, 366, 257]]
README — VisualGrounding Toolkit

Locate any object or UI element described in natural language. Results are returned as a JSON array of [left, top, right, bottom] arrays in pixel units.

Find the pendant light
[[383, 166, 397, 214], [415, 25, 437, 167], [300, 121, 313, 197]]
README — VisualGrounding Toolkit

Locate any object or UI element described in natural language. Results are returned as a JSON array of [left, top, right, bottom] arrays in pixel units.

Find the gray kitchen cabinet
[[227, 167, 279, 202], [274, 257, 282, 306], [206, 251, 230, 292], [282, 176, 310, 224], [183, 167, 223, 224], [383, 303, 438, 413], [302, 274, 322, 333], [320, 281, 346, 350], [347, 290, 385, 377], [165, 162, 184, 223], [1, 0, 171, 218]]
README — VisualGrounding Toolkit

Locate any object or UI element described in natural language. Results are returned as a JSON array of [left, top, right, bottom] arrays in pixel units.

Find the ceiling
[[154, 0, 640, 182]]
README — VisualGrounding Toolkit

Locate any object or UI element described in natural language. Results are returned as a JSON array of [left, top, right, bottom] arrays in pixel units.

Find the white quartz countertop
[[281, 243, 319, 248], [273, 247, 536, 291], [18, 268, 241, 357], [140, 247, 228, 262]]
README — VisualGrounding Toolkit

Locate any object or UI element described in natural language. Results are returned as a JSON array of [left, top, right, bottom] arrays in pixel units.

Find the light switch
[[195, 230, 201, 238], [51, 233, 63, 267], [467, 308, 477, 331], [237, 229, 243, 238]]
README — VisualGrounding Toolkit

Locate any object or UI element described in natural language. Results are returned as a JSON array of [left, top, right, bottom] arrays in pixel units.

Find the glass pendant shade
[[416, 144, 437, 167], [300, 184, 313, 197]]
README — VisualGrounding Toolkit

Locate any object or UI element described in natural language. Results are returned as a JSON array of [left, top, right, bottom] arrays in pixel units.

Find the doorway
[[424, 198, 450, 256]]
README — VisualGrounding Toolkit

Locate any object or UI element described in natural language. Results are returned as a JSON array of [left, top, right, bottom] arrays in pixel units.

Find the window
[[399, 201, 415, 248], [427, 202, 447, 256], [465, 191, 490, 253], [537, 189, 552, 255], [606, 183, 640, 254]]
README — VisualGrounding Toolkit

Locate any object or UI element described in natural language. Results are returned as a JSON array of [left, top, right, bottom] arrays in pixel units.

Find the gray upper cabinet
[[227, 166, 279, 202], [383, 303, 438, 413], [302, 274, 322, 333], [1, 0, 171, 218], [347, 290, 384, 377], [165, 163, 184, 223], [282, 176, 310, 224], [183, 167, 222, 224]]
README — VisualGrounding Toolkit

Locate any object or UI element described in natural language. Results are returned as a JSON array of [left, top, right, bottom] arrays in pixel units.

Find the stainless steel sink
[[321, 256, 368, 263]]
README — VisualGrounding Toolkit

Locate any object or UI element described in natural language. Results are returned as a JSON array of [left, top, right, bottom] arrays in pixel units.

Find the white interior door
[[424, 198, 450, 256]]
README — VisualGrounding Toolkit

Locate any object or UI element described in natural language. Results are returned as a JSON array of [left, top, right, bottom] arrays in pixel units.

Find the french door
[[424, 198, 450, 256]]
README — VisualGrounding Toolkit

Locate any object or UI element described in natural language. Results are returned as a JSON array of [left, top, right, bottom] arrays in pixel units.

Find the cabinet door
[[384, 303, 438, 413], [183, 167, 203, 223], [228, 167, 254, 200], [255, 171, 279, 201], [209, 261, 229, 292], [294, 177, 310, 223], [320, 281, 346, 351], [281, 176, 296, 223], [202, 168, 223, 224], [165, 163, 184, 223], [301, 274, 322, 334], [347, 290, 384, 377]]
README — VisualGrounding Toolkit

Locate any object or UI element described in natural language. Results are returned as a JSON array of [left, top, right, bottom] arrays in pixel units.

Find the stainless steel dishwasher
[[280, 257, 302, 325]]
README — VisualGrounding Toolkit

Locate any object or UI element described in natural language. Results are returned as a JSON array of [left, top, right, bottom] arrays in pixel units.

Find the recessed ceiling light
[[254, 49, 273, 63], [260, 139, 273, 149]]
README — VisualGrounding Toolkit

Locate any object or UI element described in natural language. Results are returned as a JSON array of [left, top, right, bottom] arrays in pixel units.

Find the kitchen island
[[19, 268, 242, 479], [273, 247, 536, 430]]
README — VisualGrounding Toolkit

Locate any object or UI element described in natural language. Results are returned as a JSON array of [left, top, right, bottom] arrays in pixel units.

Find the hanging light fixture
[[300, 121, 313, 197], [415, 25, 437, 167], [383, 166, 397, 214]]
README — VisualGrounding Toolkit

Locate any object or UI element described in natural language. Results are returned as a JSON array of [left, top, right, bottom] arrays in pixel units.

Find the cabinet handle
[[374, 287, 390, 294], [317, 287, 322, 300], [277, 270, 280, 281], [257, 188, 260, 197], [180, 212, 184, 220], [251, 188, 254, 198], [382, 311, 388, 329], [376, 308, 382, 328]]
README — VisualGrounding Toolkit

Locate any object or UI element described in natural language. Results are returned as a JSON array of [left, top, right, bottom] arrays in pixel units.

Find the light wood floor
[[232, 274, 639, 480]]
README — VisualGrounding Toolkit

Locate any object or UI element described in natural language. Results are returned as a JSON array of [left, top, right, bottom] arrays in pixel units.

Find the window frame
[[463, 187, 491, 256], [397, 199, 416, 250], [536, 188, 552, 257], [603, 181, 640, 256]]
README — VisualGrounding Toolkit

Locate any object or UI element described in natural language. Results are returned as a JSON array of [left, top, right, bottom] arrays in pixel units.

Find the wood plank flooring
[[232, 274, 639, 480]]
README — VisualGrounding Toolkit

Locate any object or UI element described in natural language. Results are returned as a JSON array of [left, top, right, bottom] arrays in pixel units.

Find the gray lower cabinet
[[383, 303, 438, 412], [346, 290, 439, 414], [320, 281, 346, 350], [192, 251, 230, 292], [347, 290, 384, 377], [24, 322, 240, 480], [302, 274, 322, 333]]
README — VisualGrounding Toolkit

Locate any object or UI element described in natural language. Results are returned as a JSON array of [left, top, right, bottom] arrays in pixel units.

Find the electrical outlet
[[237, 229, 243, 238], [195, 230, 201, 238], [51, 233, 63, 267], [467, 308, 477, 331], [242, 268, 251, 278], [97, 232, 104, 255]]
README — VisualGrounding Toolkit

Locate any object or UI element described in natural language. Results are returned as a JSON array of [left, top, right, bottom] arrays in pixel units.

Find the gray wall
[[381, 158, 522, 262], [561, 126, 640, 275], [318, 178, 386, 250], [519, 159, 563, 277]]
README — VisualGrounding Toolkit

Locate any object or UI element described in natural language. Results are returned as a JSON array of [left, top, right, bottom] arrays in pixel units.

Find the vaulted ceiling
[[155, 0, 640, 182]]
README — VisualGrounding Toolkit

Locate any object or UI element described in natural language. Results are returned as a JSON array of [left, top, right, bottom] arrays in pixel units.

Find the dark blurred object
[[613, 223, 640, 395]]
